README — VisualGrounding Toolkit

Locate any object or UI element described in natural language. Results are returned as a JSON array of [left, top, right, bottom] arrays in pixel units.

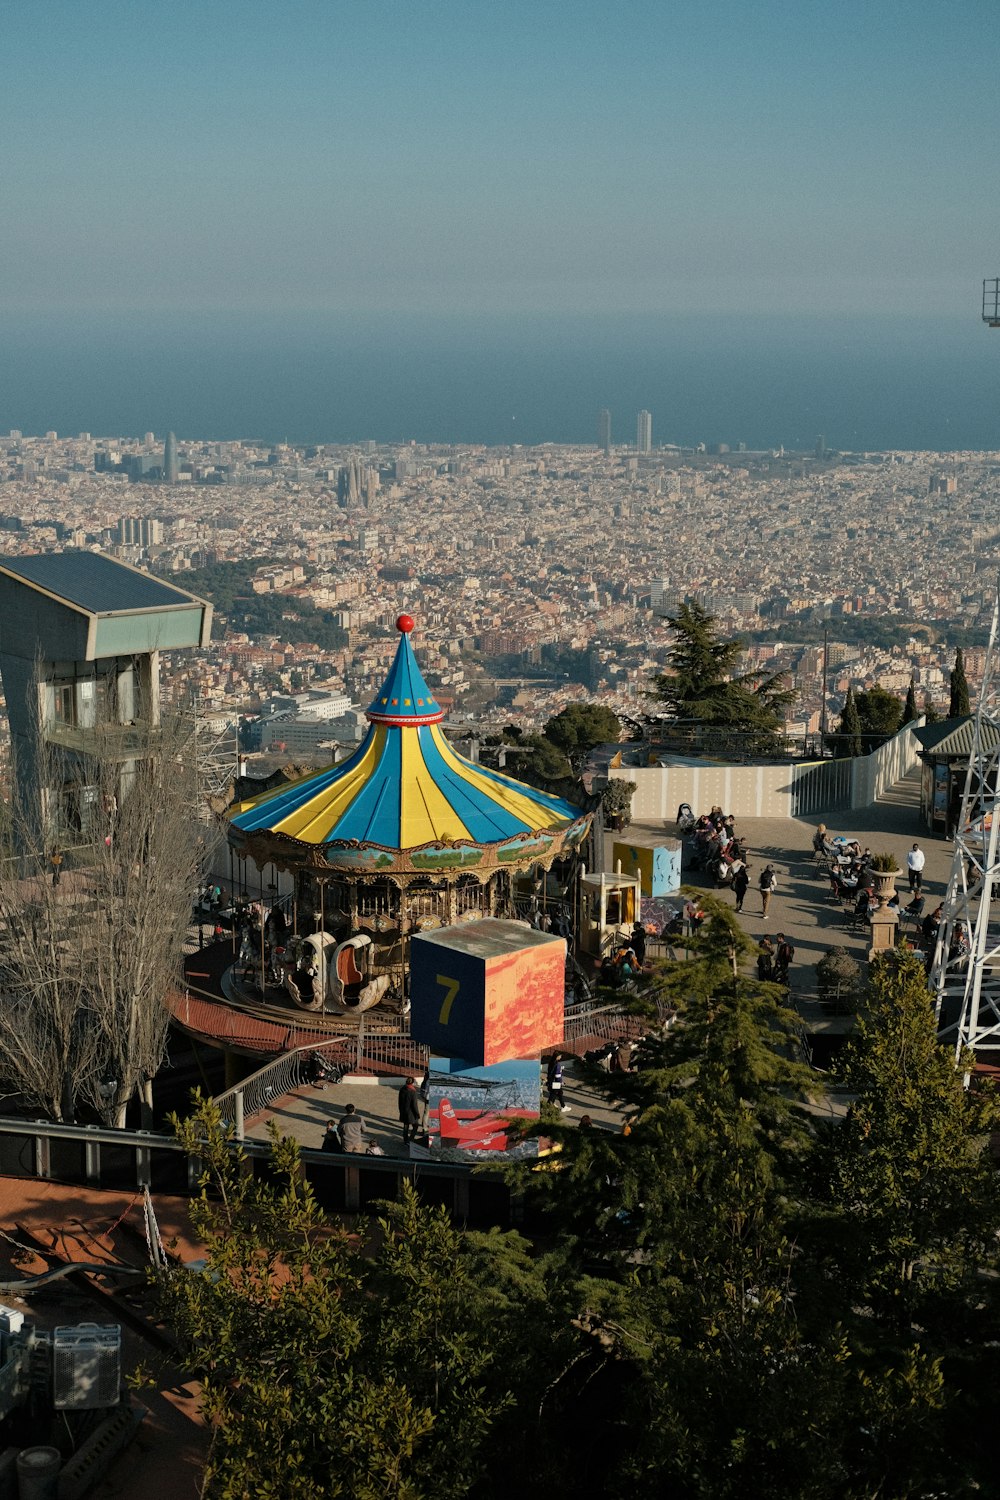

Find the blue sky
[[2, 0, 997, 316]]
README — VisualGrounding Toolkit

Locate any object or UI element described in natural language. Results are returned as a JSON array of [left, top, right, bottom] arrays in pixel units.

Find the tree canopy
[[834, 683, 863, 757], [542, 703, 620, 769], [652, 600, 794, 754], [854, 686, 903, 753]]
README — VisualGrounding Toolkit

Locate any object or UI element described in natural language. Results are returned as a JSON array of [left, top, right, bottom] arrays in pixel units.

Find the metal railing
[[562, 1004, 647, 1046], [213, 1038, 354, 1137], [0, 1114, 500, 1223], [43, 720, 163, 759]]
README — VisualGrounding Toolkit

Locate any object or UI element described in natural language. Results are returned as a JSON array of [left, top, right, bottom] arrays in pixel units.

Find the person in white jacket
[[906, 843, 926, 894]]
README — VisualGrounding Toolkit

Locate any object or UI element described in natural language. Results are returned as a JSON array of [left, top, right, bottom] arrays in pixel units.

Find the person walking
[[732, 865, 750, 913], [907, 842, 926, 894], [337, 1103, 369, 1154], [546, 1053, 570, 1112], [759, 864, 778, 918], [757, 936, 775, 981], [398, 1077, 422, 1143]]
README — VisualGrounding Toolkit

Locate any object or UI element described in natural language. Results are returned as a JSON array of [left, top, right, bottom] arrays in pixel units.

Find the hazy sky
[[2, 0, 997, 317]]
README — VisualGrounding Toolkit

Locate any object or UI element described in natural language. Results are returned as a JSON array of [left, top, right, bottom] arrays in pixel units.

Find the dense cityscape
[[1, 426, 997, 761]]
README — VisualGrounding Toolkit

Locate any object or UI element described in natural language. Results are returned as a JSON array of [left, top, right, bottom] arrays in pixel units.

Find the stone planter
[[871, 870, 898, 909]]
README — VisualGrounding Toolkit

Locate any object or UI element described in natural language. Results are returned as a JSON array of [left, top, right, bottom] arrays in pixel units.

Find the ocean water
[[0, 310, 998, 453]]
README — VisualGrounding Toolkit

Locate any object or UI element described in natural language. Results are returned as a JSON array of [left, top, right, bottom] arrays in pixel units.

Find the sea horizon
[[1, 309, 998, 454]]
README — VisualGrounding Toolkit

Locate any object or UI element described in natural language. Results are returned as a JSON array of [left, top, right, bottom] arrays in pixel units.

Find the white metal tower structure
[[931, 575, 1000, 1060]]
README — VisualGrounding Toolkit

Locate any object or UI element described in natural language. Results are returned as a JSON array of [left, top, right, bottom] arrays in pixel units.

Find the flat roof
[[0, 552, 206, 615]]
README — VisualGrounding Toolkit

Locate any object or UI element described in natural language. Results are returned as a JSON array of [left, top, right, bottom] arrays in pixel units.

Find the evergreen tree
[[652, 599, 795, 755], [837, 684, 863, 757], [854, 686, 903, 752], [514, 906, 955, 1498], [923, 692, 940, 724], [903, 676, 917, 723], [821, 950, 1000, 1332], [159, 1098, 560, 1500], [543, 703, 620, 770], [950, 647, 971, 717]]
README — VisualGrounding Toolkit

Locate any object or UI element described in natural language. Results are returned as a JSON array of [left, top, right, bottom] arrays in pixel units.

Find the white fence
[[609, 720, 923, 824]]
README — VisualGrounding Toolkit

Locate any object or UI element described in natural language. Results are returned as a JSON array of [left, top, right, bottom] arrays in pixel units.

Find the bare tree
[[0, 709, 204, 1125]]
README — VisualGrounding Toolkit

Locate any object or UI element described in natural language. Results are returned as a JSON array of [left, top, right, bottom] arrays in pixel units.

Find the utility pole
[[820, 623, 829, 756]]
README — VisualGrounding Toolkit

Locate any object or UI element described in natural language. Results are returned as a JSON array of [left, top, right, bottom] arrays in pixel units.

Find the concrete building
[[0, 552, 211, 840], [637, 410, 652, 454]]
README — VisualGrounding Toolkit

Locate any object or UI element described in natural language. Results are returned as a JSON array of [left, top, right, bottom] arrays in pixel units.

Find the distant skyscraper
[[163, 431, 178, 483], [597, 408, 611, 455], [637, 410, 652, 454]]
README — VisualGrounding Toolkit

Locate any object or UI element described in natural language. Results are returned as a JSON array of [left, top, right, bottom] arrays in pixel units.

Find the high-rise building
[[116, 516, 164, 547], [637, 410, 652, 454], [163, 431, 178, 484], [597, 409, 611, 455]]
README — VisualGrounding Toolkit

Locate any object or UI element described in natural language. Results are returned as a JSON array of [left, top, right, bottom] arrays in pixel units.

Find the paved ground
[[619, 767, 951, 1051], [245, 1063, 629, 1155]]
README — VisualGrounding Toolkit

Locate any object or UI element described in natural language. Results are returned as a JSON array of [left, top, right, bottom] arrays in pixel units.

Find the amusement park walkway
[[624, 766, 951, 1026], [242, 1067, 629, 1156]]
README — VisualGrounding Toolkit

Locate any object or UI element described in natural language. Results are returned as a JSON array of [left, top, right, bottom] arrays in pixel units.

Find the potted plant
[[868, 851, 899, 907], [601, 779, 636, 833]]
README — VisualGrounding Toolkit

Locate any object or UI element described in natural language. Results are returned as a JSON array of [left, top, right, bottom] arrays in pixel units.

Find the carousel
[[226, 614, 593, 1016]]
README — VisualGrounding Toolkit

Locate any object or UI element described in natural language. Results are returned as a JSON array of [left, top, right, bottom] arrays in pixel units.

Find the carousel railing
[[212, 1030, 429, 1138]]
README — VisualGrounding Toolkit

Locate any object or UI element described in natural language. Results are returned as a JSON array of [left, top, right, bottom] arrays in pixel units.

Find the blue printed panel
[[410, 937, 485, 1062]]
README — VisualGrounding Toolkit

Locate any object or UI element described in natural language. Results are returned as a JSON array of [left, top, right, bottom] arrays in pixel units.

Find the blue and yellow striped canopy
[[229, 619, 582, 852]]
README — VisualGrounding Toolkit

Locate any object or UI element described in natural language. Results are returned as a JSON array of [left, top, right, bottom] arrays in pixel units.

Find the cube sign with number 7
[[410, 921, 565, 1067]]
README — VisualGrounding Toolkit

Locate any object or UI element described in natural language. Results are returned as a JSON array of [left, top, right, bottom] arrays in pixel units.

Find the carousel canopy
[[229, 615, 584, 852]]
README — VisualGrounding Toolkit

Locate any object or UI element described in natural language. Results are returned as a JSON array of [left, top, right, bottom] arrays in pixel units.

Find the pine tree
[[903, 676, 917, 723], [514, 906, 957, 1498], [855, 686, 903, 752], [837, 684, 863, 757], [652, 599, 795, 755], [950, 647, 971, 717], [159, 1098, 559, 1500], [822, 950, 1000, 1330]]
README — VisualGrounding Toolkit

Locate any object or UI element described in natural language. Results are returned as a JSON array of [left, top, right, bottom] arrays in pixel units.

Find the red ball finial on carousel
[[396, 613, 415, 634]]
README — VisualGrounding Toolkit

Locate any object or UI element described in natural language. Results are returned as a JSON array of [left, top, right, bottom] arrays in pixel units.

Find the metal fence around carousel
[[206, 998, 643, 1137]]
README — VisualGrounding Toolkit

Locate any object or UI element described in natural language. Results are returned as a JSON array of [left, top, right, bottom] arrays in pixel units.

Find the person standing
[[759, 864, 778, 918], [757, 936, 775, 981], [417, 1065, 431, 1133], [732, 865, 750, 913], [50, 846, 63, 887], [630, 922, 647, 967], [774, 933, 795, 984], [398, 1076, 422, 1143], [337, 1104, 369, 1154], [907, 843, 926, 893]]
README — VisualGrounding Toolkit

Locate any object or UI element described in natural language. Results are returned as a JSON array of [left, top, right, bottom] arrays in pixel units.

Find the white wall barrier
[[609, 720, 923, 825]]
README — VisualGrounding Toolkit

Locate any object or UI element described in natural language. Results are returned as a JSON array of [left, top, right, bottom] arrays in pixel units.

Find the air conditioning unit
[[52, 1325, 121, 1411]]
